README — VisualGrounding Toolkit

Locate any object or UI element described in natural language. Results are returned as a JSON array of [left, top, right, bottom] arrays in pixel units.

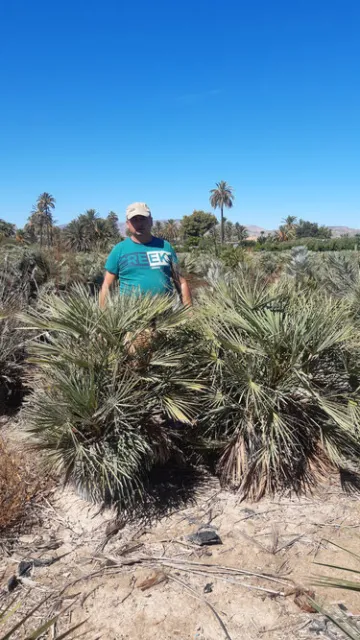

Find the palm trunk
[[212, 231, 218, 257], [40, 218, 43, 248], [46, 219, 50, 249], [220, 205, 224, 244]]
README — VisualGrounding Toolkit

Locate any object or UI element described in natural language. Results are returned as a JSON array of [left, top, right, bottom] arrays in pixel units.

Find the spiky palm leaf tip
[[20, 285, 205, 510]]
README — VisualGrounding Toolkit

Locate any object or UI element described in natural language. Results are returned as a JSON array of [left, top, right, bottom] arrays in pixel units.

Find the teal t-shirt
[[105, 237, 178, 296]]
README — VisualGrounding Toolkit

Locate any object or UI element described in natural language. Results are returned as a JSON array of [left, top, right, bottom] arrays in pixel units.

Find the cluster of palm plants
[[64, 210, 122, 252], [7, 244, 360, 510], [153, 219, 179, 243], [20, 271, 360, 506], [21, 286, 205, 509]]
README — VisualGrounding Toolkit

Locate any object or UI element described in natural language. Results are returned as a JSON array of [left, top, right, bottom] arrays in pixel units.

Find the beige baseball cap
[[126, 202, 151, 220]]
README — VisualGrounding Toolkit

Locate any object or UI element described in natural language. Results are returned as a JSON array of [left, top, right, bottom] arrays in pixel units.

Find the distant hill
[[329, 226, 360, 237], [244, 225, 360, 239], [241, 225, 360, 239]]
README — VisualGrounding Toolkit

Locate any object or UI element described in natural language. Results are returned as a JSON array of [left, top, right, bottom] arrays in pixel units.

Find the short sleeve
[[105, 244, 121, 275]]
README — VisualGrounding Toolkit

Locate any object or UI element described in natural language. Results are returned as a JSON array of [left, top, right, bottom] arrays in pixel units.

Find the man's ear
[[149, 215, 153, 228]]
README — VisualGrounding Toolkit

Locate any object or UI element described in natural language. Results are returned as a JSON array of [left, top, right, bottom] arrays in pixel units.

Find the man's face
[[126, 215, 152, 236]]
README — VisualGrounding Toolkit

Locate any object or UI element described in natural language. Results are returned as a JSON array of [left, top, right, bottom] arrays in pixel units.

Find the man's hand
[[99, 271, 117, 308]]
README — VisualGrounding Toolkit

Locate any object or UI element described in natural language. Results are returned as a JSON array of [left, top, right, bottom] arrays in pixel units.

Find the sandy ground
[[2, 425, 360, 639]]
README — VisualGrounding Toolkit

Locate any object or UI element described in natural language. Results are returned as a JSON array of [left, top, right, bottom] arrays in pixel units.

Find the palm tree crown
[[283, 215, 297, 228], [36, 192, 56, 248], [209, 181, 235, 244]]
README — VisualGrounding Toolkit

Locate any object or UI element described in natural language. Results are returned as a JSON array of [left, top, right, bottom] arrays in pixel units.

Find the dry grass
[[0, 434, 37, 532]]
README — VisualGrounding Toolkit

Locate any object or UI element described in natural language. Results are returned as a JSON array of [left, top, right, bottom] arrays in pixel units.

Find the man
[[99, 202, 192, 307]]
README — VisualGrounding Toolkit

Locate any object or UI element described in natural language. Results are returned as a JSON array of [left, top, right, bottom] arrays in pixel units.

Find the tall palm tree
[[276, 225, 289, 242], [209, 181, 235, 244], [37, 193, 56, 248], [153, 221, 164, 237], [283, 215, 297, 228], [282, 215, 297, 240], [65, 219, 88, 252], [163, 219, 178, 243], [234, 222, 248, 244], [94, 218, 113, 251], [78, 209, 99, 250], [257, 230, 267, 245], [106, 211, 121, 241], [28, 207, 43, 246]]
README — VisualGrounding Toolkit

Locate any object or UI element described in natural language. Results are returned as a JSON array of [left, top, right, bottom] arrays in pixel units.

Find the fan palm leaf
[[312, 541, 360, 639]]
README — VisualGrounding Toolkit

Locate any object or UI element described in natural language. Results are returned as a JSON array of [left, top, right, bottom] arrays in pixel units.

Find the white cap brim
[[126, 210, 151, 220]]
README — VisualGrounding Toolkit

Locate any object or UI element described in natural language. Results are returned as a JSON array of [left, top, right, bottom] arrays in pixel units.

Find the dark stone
[[309, 618, 328, 634], [7, 575, 20, 592], [18, 557, 59, 575], [204, 582, 213, 593], [33, 557, 57, 567], [187, 528, 222, 546], [18, 560, 33, 577]]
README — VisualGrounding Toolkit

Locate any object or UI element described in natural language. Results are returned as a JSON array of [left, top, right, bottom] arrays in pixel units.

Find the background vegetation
[[1, 188, 360, 516]]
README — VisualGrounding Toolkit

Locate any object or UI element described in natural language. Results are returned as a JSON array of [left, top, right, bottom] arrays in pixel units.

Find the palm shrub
[[197, 274, 360, 499], [316, 252, 360, 298], [20, 286, 205, 509], [50, 252, 107, 291], [257, 251, 282, 277], [0, 248, 54, 412], [314, 252, 360, 325], [286, 245, 313, 286], [0, 272, 26, 412], [0, 248, 52, 302]]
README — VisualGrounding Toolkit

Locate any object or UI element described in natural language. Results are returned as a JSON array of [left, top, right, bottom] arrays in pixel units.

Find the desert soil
[[1, 422, 360, 640]]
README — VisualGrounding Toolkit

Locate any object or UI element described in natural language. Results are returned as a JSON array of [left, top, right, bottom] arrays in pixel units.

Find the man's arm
[[99, 271, 117, 308], [172, 264, 192, 307], [179, 274, 192, 307]]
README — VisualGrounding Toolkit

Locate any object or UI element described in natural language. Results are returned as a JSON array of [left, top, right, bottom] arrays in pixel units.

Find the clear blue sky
[[0, 0, 359, 230]]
